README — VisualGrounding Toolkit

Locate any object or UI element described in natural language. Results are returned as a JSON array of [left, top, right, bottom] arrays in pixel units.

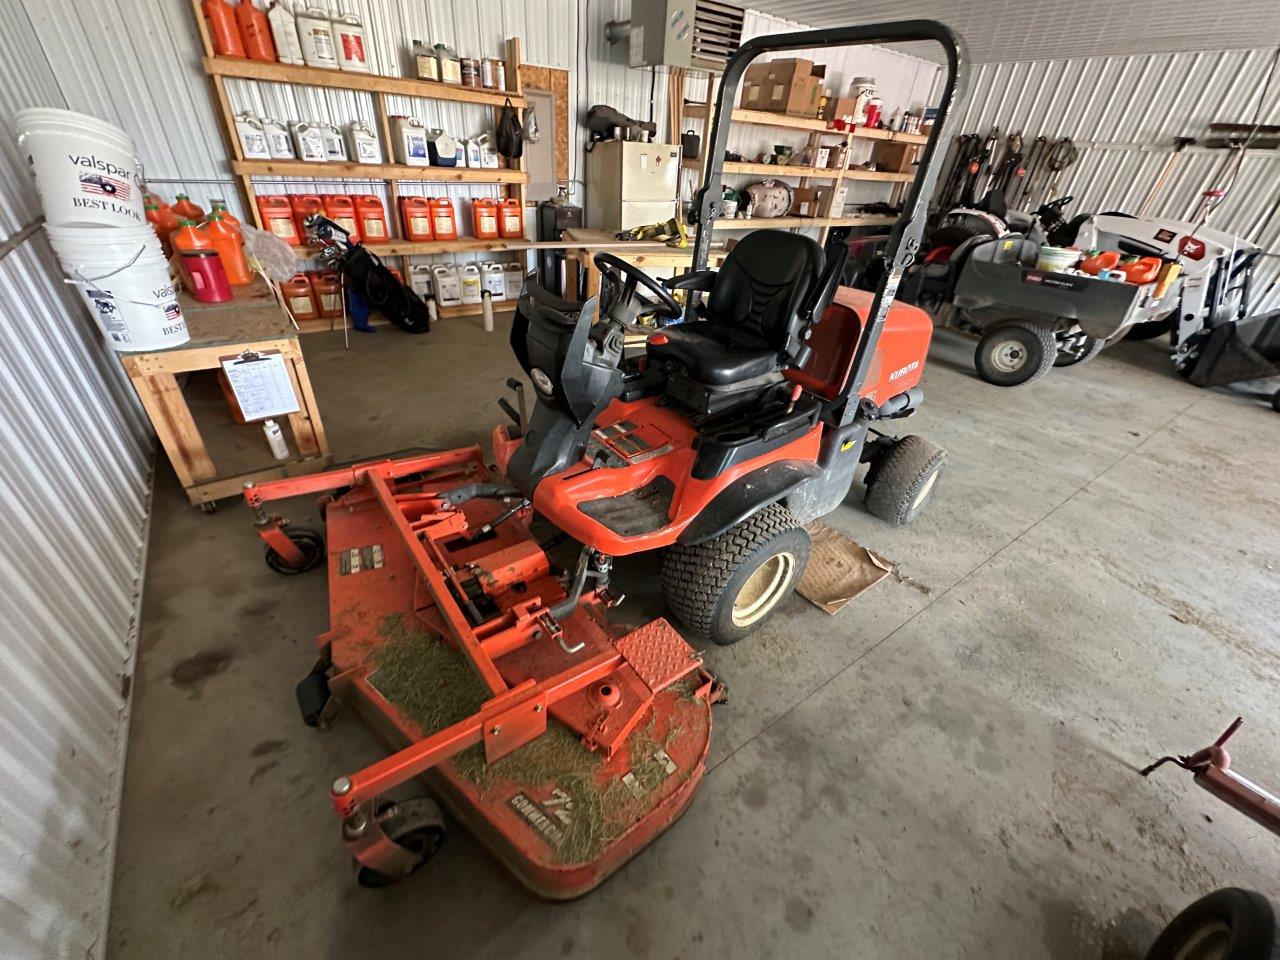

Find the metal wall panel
[[0, 1, 154, 957], [946, 48, 1280, 312]]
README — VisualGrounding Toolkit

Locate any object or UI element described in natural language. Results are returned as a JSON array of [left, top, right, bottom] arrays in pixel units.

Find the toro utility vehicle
[[242, 21, 965, 895]]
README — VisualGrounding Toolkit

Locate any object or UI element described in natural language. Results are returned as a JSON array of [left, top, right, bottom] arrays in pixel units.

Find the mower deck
[[247, 448, 715, 898]]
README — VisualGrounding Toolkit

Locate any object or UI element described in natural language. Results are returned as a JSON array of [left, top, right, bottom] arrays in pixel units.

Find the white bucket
[[1035, 245, 1082, 273], [46, 224, 188, 352], [13, 108, 146, 227]]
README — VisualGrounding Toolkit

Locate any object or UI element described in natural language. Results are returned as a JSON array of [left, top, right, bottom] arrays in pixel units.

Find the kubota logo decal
[[888, 360, 919, 381]]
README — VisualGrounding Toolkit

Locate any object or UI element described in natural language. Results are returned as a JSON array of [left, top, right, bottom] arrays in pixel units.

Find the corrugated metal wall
[[947, 48, 1280, 311], [0, 1, 154, 957]]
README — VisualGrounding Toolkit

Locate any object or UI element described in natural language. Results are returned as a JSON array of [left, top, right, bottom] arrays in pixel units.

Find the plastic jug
[[460, 264, 483, 304], [181, 249, 232, 303], [173, 194, 206, 220], [1079, 250, 1120, 276], [346, 121, 381, 164], [291, 194, 325, 238], [408, 263, 434, 298], [429, 198, 458, 240], [503, 261, 524, 300], [202, 0, 246, 57], [291, 122, 327, 163], [319, 123, 347, 161], [482, 262, 506, 299], [263, 118, 295, 158], [471, 198, 500, 239], [256, 195, 301, 244], [399, 197, 434, 241], [391, 116, 430, 166], [332, 12, 369, 72], [320, 194, 360, 240], [235, 114, 272, 159], [309, 270, 343, 317], [432, 265, 461, 306], [202, 214, 253, 285], [281, 272, 319, 321], [171, 220, 213, 284], [353, 195, 388, 243], [1120, 256, 1162, 285], [266, 0, 304, 65], [296, 5, 339, 69], [425, 129, 458, 166], [498, 198, 524, 239], [145, 203, 183, 257], [208, 199, 241, 232], [235, 0, 276, 61]]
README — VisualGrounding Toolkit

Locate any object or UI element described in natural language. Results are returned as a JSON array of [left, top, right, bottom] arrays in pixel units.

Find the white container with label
[[408, 263, 434, 299], [503, 261, 524, 300], [263, 118, 295, 159], [482, 262, 506, 300], [391, 116, 430, 166], [332, 12, 369, 72], [412, 40, 439, 80], [296, 4, 339, 69], [267, 1, 304, 65], [475, 133, 500, 169], [432, 264, 461, 306], [234, 114, 272, 160], [319, 123, 347, 161], [345, 121, 381, 164], [460, 264, 483, 304], [433, 44, 461, 84], [464, 139, 483, 168], [291, 122, 328, 163]]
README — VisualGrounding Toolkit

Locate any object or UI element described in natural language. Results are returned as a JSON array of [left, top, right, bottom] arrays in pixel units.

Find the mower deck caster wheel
[[864, 435, 947, 526], [975, 321, 1057, 386], [264, 525, 325, 574], [355, 798, 447, 889], [200, 501, 217, 515], [660, 502, 809, 646]]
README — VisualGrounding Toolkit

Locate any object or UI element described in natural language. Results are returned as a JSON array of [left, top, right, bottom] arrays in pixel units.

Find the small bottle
[[262, 419, 290, 460], [481, 289, 494, 332]]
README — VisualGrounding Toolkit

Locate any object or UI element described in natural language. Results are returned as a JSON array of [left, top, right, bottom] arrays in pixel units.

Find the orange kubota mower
[[244, 21, 966, 895]]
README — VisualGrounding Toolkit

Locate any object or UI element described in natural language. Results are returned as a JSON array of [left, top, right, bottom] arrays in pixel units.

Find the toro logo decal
[[888, 360, 919, 382], [1178, 236, 1206, 260]]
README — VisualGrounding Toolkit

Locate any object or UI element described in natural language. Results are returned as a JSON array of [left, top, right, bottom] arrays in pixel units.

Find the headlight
[[530, 368, 554, 394]]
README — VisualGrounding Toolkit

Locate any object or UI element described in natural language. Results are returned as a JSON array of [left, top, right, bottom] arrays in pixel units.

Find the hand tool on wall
[[1137, 136, 1195, 216]]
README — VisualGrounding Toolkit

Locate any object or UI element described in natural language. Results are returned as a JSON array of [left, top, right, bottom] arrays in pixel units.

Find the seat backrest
[[706, 230, 823, 350]]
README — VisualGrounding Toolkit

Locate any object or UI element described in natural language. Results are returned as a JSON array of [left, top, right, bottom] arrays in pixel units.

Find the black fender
[[677, 460, 821, 546]]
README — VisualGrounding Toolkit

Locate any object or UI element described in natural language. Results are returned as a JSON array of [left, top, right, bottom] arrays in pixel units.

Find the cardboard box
[[789, 187, 820, 218], [871, 140, 920, 173], [814, 185, 848, 215], [822, 96, 858, 122], [739, 58, 824, 116]]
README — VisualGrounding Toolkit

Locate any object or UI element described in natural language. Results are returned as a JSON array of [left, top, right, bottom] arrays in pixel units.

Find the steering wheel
[[593, 252, 683, 323], [1043, 195, 1074, 210]]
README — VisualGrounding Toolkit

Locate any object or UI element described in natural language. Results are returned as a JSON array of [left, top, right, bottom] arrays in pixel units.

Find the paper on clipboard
[[220, 351, 301, 422]]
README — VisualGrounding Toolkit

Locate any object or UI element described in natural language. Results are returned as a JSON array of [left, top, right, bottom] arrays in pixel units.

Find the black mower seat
[[648, 322, 779, 385]]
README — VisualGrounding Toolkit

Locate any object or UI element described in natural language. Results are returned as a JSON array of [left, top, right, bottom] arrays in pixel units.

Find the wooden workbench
[[119, 279, 332, 510], [561, 228, 731, 302]]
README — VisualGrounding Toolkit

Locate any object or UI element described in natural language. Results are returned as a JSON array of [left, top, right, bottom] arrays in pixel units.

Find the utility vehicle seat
[[648, 230, 823, 390]]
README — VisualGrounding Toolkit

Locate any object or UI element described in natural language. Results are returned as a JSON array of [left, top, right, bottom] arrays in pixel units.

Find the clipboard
[[219, 350, 301, 422]]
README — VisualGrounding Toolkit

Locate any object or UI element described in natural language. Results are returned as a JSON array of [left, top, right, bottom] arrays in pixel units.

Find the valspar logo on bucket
[[13, 107, 146, 227]]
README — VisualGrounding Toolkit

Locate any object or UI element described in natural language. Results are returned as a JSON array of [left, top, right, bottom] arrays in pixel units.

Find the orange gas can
[[1120, 256, 1162, 285], [171, 219, 213, 257], [201, 0, 245, 57], [309, 270, 344, 318], [281, 273, 319, 322], [430, 197, 458, 241], [173, 194, 206, 220], [497, 198, 525, 239], [1079, 250, 1120, 276], [208, 199, 242, 232], [234, 0, 276, 61], [400, 197, 434, 242], [320, 194, 360, 241], [291, 194, 325, 240], [471, 198, 500, 239], [146, 203, 183, 257], [353, 195, 389, 243], [201, 214, 253, 285], [256, 195, 301, 245]]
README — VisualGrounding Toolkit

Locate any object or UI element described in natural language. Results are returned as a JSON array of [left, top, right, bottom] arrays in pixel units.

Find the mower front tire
[[864, 435, 947, 526], [974, 321, 1057, 386], [660, 503, 809, 646]]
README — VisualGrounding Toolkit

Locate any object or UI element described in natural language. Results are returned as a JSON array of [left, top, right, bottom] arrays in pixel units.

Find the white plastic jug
[[503, 261, 524, 300], [319, 123, 346, 161], [332, 12, 369, 72], [263, 119, 294, 159], [291, 122, 327, 163], [267, 1, 304, 65], [392, 116, 429, 166], [235, 114, 272, 160], [408, 263, 434, 299], [482, 262, 506, 299], [346, 121, 381, 164], [432, 264, 461, 306], [296, 4, 338, 69], [460, 264, 483, 304]]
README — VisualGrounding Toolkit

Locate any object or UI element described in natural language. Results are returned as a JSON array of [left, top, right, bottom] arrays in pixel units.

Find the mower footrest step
[[615, 618, 701, 693]]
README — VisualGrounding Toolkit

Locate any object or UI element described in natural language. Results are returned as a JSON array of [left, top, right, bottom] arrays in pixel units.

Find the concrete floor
[[109, 318, 1280, 959]]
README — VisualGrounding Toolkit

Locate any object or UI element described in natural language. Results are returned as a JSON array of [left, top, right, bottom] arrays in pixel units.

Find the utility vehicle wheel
[[1143, 888, 1276, 960], [974, 321, 1057, 386], [1054, 329, 1105, 367], [660, 503, 809, 646], [264, 524, 325, 574], [355, 798, 447, 889], [864, 435, 947, 526]]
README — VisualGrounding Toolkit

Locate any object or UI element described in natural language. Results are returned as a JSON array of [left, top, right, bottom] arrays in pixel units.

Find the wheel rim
[[1056, 330, 1090, 359], [991, 338, 1027, 372], [732, 552, 796, 627], [1170, 920, 1230, 960], [911, 468, 940, 510]]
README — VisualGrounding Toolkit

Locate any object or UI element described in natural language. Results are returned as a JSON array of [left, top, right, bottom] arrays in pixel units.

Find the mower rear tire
[[355, 798, 447, 889], [1143, 888, 1276, 960], [660, 503, 809, 646], [975, 321, 1057, 386], [264, 524, 325, 575], [864, 435, 947, 526]]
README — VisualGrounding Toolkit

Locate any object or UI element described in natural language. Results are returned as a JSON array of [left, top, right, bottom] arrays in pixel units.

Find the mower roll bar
[[692, 20, 968, 425]]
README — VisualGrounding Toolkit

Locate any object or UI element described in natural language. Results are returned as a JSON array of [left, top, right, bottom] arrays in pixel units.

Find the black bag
[[496, 98, 524, 159]]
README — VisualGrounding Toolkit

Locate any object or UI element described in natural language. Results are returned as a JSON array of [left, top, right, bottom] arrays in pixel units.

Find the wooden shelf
[[294, 237, 535, 258], [713, 214, 898, 230], [204, 56, 526, 108], [683, 104, 929, 144], [688, 159, 912, 183], [294, 299, 512, 333], [233, 159, 527, 184]]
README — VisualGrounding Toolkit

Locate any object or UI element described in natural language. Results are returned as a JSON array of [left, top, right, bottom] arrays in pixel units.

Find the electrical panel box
[[627, 1, 694, 69], [585, 140, 680, 232]]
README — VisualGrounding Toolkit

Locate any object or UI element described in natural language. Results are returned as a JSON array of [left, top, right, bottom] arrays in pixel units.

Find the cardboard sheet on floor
[[797, 521, 893, 614]]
